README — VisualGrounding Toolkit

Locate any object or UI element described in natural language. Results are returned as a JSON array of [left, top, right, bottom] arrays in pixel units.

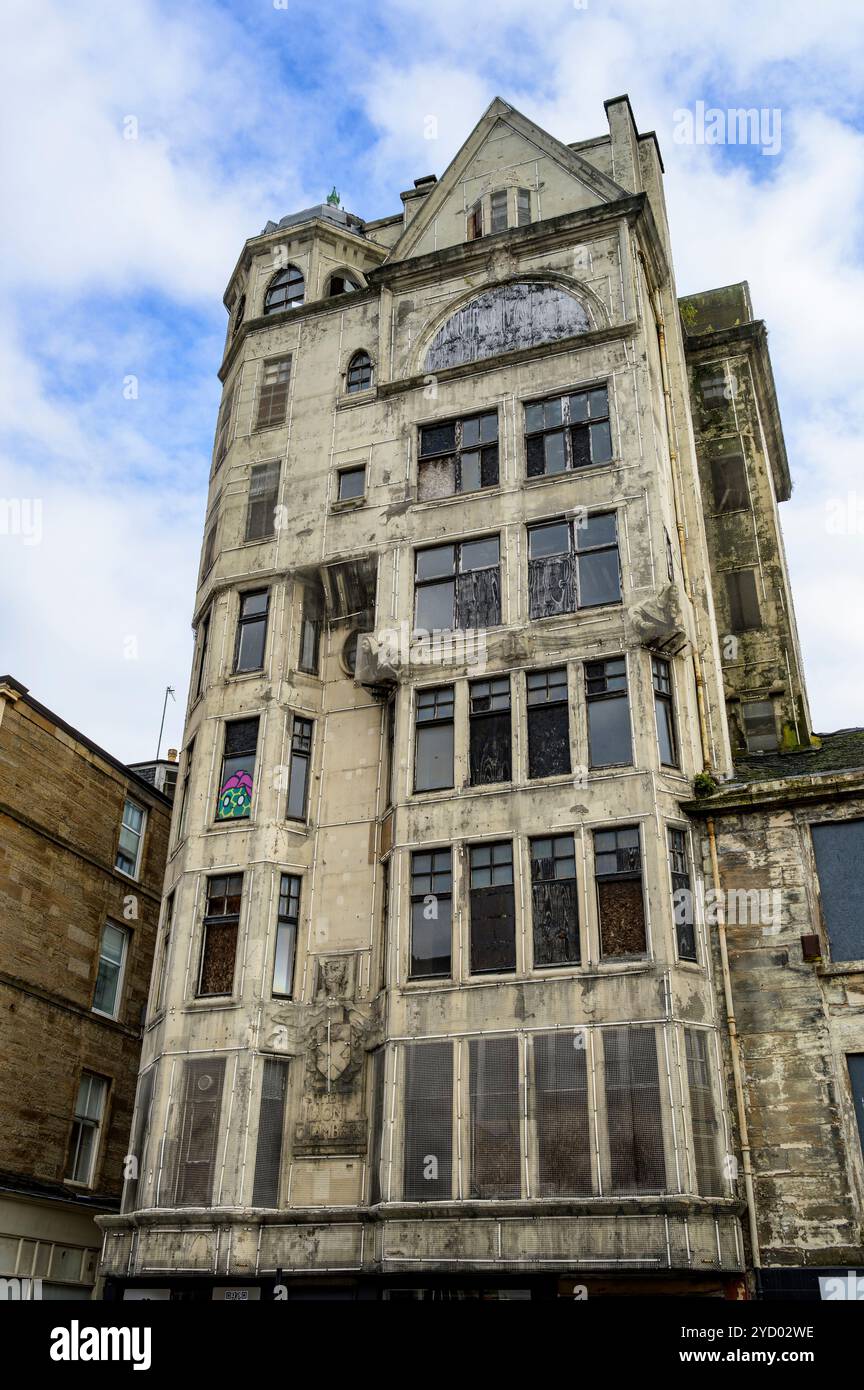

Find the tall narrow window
[[847, 1055, 864, 1164], [414, 686, 454, 792], [245, 461, 280, 542], [469, 677, 511, 785], [286, 716, 313, 821], [594, 826, 646, 957], [414, 537, 500, 631], [216, 717, 258, 820], [193, 612, 210, 701], [368, 1049, 386, 1203], [403, 1041, 452, 1200], [264, 265, 304, 313], [525, 387, 612, 476], [213, 380, 236, 472], [418, 412, 498, 500], [383, 697, 396, 810], [201, 512, 218, 580], [685, 1029, 723, 1195], [115, 798, 145, 877], [410, 848, 452, 979], [298, 584, 324, 674], [252, 1058, 289, 1207], [742, 700, 778, 752], [467, 201, 483, 241], [177, 740, 194, 842], [273, 873, 300, 996], [490, 189, 508, 234], [604, 1027, 666, 1194], [198, 874, 242, 996], [708, 439, 749, 512], [231, 293, 245, 336], [526, 667, 570, 778], [469, 1036, 520, 1198], [668, 827, 696, 962], [528, 512, 621, 619], [585, 657, 632, 767], [530, 835, 580, 967], [346, 350, 373, 393], [469, 841, 516, 974], [534, 1032, 591, 1194], [811, 820, 864, 962], [155, 892, 174, 1013], [173, 1058, 225, 1206], [254, 356, 292, 430], [93, 922, 129, 1018], [516, 187, 531, 225], [725, 569, 760, 632], [65, 1072, 108, 1185], [652, 656, 678, 766], [122, 1068, 153, 1213], [233, 590, 269, 673]]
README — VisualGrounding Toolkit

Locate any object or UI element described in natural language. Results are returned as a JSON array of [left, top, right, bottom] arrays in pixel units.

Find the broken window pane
[[604, 1027, 666, 1194], [811, 819, 864, 962], [470, 842, 516, 973], [594, 826, 646, 957], [708, 440, 749, 512], [725, 569, 761, 632], [586, 658, 631, 766], [469, 1036, 520, 1198], [668, 827, 696, 962], [534, 1032, 591, 1195], [526, 668, 570, 777], [403, 1042, 452, 1199], [252, 1057, 289, 1207], [530, 834, 580, 966], [198, 873, 243, 996], [524, 385, 612, 477], [414, 686, 454, 791], [418, 413, 498, 499], [410, 849, 452, 978], [685, 1029, 723, 1196], [173, 1058, 225, 1206], [216, 718, 258, 820], [469, 677, 511, 785], [742, 699, 778, 752], [418, 455, 456, 501], [652, 655, 679, 766]]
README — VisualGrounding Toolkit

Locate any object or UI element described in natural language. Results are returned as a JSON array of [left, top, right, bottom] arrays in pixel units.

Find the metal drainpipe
[[707, 815, 761, 1271], [638, 249, 761, 1273]]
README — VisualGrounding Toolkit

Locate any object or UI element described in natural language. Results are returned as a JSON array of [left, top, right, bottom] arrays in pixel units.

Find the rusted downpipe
[[707, 815, 761, 1271]]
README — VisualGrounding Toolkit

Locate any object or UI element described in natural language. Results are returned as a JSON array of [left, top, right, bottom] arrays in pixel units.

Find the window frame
[[668, 826, 697, 963], [413, 684, 455, 793], [215, 717, 259, 822], [197, 873, 243, 997], [92, 920, 130, 1020], [468, 676, 512, 787], [65, 1071, 109, 1187], [254, 355, 292, 431], [417, 410, 499, 501], [527, 510, 622, 620], [524, 385, 613, 478], [593, 824, 648, 960], [272, 873, 301, 998], [525, 666, 571, 779], [336, 465, 366, 503], [529, 833, 581, 968], [585, 655, 633, 769], [468, 839, 517, 976], [264, 264, 305, 315], [233, 589, 270, 674], [346, 350, 373, 393], [115, 797, 146, 879], [413, 534, 501, 632], [409, 847, 453, 980], [244, 460, 280, 543], [286, 715, 314, 822]]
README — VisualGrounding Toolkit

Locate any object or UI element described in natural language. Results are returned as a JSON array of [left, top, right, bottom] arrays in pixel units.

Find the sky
[[1, 0, 863, 762]]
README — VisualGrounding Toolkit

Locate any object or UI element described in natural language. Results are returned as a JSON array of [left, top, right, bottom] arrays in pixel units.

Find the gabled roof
[[386, 96, 629, 263]]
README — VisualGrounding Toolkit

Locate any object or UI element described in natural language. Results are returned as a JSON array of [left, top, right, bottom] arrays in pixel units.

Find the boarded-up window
[[530, 835, 580, 966], [198, 873, 242, 996], [586, 656, 632, 767], [742, 700, 778, 752], [403, 1042, 452, 1200], [410, 848, 452, 978], [173, 1058, 225, 1206], [708, 440, 749, 512], [685, 1029, 723, 1196], [652, 656, 678, 766], [528, 512, 620, 619], [415, 537, 500, 631], [414, 686, 454, 792], [245, 461, 280, 542], [526, 667, 570, 778], [604, 1027, 666, 1194], [725, 569, 760, 632], [469, 677, 511, 785], [811, 820, 864, 962], [594, 826, 646, 957], [469, 841, 516, 974], [525, 386, 612, 477], [216, 717, 258, 821], [669, 827, 696, 962], [368, 1049, 386, 1203], [254, 356, 292, 430], [418, 411, 498, 500], [252, 1057, 288, 1207], [469, 1036, 520, 1198], [534, 1033, 591, 1195]]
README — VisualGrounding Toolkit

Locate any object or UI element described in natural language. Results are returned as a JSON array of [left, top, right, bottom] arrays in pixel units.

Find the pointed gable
[[387, 97, 629, 263]]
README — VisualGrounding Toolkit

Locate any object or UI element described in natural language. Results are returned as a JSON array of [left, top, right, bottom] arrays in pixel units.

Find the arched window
[[346, 350, 373, 394], [231, 294, 245, 337], [264, 265, 305, 314], [328, 272, 362, 298]]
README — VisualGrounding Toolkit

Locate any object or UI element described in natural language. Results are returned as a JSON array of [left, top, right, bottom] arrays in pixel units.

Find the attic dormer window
[[467, 202, 483, 242], [264, 265, 305, 314], [490, 190, 508, 234], [328, 273, 361, 297], [517, 188, 531, 226]]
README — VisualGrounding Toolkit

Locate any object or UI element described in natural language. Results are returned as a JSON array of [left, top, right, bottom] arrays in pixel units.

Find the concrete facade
[[0, 677, 170, 1298], [98, 96, 853, 1299]]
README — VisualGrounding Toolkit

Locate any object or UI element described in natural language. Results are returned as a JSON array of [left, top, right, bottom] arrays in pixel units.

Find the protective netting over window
[[252, 1057, 289, 1207], [685, 1028, 724, 1195], [403, 1041, 453, 1200], [469, 1037, 520, 1198], [171, 1058, 225, 1207], [367, 1049, 386, 1204], [533, 1032, 591, 1195], [604, 1026, 667, 1194]]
